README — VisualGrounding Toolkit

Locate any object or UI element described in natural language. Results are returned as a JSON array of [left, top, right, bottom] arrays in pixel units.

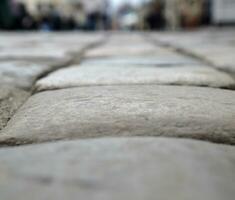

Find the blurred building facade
[[0, 0, 110, 30], [141, 0, 235, 30], [140, 0, 208, 30], [212, 0, 235, 24]]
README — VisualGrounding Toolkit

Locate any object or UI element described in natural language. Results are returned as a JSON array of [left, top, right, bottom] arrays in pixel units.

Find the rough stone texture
[[35, 65, 235, 91], [0, 86, 29, 131], [1, 85, 235, 145], [0, 61, 61, 90], [0, 137, 235, 200]]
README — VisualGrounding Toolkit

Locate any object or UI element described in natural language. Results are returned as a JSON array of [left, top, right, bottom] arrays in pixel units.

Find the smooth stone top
[[84, 44, 169, 58], [0, 34, 96, 58], [82, 56, 199, 66], [35, 65, 235, 92], [0, 45, 71, 60], [0, 137, 234, 200], [1, 85, 235, 145], [0, 86, 29, 131], [195, 48, 235, 72]]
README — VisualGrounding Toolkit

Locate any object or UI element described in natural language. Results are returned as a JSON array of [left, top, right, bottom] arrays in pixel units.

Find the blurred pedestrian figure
[[179, 0, 203, 28], [64, 16, 76, 30], [101, 0, 112, 30], [165, 0, 181, 30], [0, 0, 13, 29], [164, 0, 204, 30], [37, 3, 52, 31], [87, 11, 101, 30], [145, 0, 165, 30], [48, 4, 62, 31], [11, 2, 36, 30], [73, 3, 87, 29], [202, 0, 212, 25]]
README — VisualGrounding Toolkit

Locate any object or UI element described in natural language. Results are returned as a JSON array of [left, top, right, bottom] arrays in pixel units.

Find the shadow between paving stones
[[1, 85, 235, 146], [0, 137, 235, 200]]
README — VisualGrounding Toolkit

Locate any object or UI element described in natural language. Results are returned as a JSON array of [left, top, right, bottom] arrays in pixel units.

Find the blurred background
[[0, 0, 235, 31]]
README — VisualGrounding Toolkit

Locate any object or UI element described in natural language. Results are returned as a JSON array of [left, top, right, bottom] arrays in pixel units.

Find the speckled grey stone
[[1, 85, 235, 145], [35, 65, 235, 91], [0, 86, 29, 131], [0, 137, 235, 200]]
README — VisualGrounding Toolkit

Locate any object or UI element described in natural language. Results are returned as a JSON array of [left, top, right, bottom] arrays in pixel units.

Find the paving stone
[[189, 46, 235, 72], [1, 85, 235, 145], [35, 65, 235, 91], [0, 86, 29, 131], [84, 44, 164, 58], [0, 137, 234, 200], [150, 31, 235, 73], [0, 45, 73, 61], [0, 34, 99, 62], [104, 33, 149, 46], [0, 61, 63, 90], [82, 56, 199, 66], [0, 32, 103, 52]]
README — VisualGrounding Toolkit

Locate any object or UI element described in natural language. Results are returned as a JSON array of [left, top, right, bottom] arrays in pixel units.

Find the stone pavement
[[0, 29, 235, 200]]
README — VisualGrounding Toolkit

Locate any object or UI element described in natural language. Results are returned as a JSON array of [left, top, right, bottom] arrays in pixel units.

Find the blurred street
[[0, 28, 235, 199], [1, 0, 231, 31]]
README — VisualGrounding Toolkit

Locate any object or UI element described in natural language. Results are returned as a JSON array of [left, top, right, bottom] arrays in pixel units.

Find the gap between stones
[[0, 35, 108, 140], [31, 36, 109, 94], [144, 33, 235, 85], [1, 33, 234, 148]]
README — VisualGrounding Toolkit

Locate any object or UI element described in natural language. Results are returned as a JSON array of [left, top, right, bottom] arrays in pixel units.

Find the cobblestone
[[35, 64, 235, 91], [1, 85, 235, 145], [0, 138, 234, 200], [0, 30, 235, 200], [150, 29, 235, 73]]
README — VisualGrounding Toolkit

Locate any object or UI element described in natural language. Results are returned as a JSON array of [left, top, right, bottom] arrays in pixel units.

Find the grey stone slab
[[0, 45, 73, 61], [35, 65, 235, 92], [151, 31, 235, 72], [0, 137, 234, 200], [0, 32, 103, 51], [82, 56, 199, 66], [84, 44, 164, 58], [0, 61, 57, 90], [0, 86, 29, 131], [189, 46, 235, 72], [1, 85, 235, 145], [0, 36, 94, 61], [103, 33, 149, 46]]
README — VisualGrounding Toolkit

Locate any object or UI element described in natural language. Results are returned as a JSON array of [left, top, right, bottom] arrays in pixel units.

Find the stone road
[[0, 29, 235, 200]]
